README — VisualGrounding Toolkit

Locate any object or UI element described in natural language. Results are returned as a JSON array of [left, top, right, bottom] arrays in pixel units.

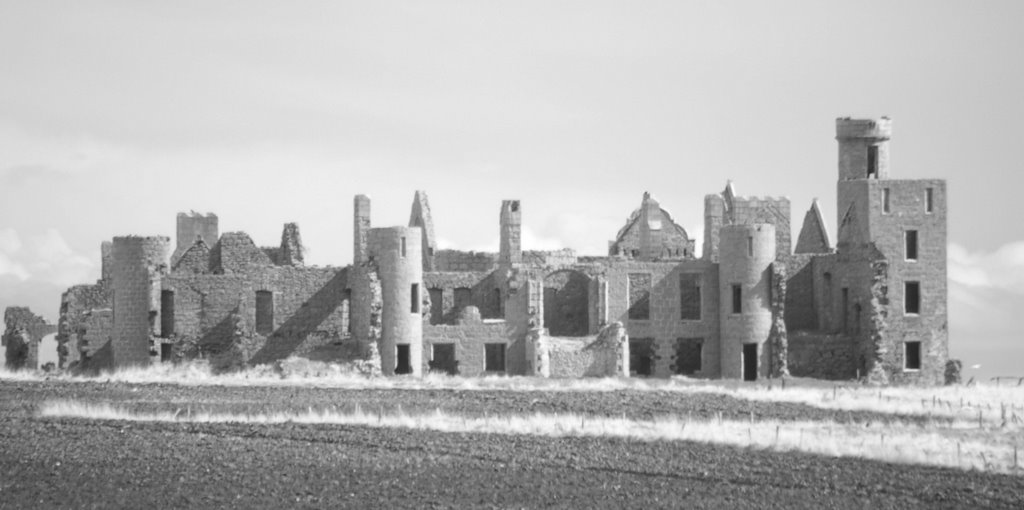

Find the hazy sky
[[2, 1, 1022, 378]]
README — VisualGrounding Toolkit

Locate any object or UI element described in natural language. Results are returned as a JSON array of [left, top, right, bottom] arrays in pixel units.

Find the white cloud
[[948, 241, 1024, 294], [0, 228, 22, 253], [0, 252, 30, 280], [0, 228, 95, 287]]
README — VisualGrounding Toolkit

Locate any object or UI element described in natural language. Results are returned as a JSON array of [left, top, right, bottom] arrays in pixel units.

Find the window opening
[[428, 288, 444, 325], [867, 145, 878, 178], [411, 283, 420, 314], [160, 290, 174, 337], [628, 273, 651, 320], [675, 338, 702, 375], [679, 273, 701, 321], [883, 188, 891, 213], [429, 343, 458, 375], [905, 282, 921, 314], [905, 230, 918, 261], [732, 284, 742, 314], [905, 341, 922, 370], [484, 343, 506, 372], [160, 343, 173, 363], [255, 291, 274, 335]]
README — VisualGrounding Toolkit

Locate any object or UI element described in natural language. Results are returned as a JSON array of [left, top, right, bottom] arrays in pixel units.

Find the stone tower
[[111, 236, 170, 368], [718, 224, 775, 380], [350, 195, 373, 345], [369, 226, 423, 376], [835, 117, 948, 383], [172, 212, 218, 265], [499, 200, 522, 265]]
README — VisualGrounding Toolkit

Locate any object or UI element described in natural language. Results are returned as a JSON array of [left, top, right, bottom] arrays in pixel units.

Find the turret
[[836, 117, 891, 181], [111, 236, 170, 367], [368, 226, 423, 376], [718, 224, 775, 380]]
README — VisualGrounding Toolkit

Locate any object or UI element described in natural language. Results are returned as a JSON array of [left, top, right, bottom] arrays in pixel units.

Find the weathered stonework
[[45, 117, 947, 384], [3, 307, 56, 370]]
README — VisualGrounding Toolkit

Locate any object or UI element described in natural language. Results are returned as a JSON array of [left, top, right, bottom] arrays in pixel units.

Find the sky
[[1, 1, 1022, 379]]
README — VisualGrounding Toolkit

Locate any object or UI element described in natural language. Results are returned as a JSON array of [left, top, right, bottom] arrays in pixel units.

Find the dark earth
[[1, 379, 1022, 509]]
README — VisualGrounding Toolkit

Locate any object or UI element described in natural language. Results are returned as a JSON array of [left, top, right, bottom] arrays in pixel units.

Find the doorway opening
[[743, 343, 758, 381], [395, 344, 412, 375], [429, 343, 458, 375]]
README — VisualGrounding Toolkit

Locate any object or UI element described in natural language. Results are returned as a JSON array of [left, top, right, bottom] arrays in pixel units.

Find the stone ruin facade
[[3, 307, 57, 370], [40, 117, 947, 383]]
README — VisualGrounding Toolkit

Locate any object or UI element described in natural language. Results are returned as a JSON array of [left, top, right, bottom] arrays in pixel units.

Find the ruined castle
[[34, 117, 946, 383]]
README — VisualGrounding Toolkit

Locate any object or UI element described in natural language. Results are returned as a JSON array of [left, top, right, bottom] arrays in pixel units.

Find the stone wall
[[3, 307, 56, 370], [545, 334, 624, 378], [424, 271, 503, 324], [604, 259, 720, 378], [433, 250, 498, 272], [57, 282, 111, 368], [79, 309, 114, 370], [162, 265, 350, 370], [211, 232, 274, 274], [788, 331, 857, 380], [423, 319, 510, 376], [782, 254, 817, 332]]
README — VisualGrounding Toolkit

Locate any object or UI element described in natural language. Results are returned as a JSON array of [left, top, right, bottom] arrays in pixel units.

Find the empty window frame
[[904, 281, 921, 315], [731, 284, 742, 314], [675, 338, 703, 375], [429, 343, 457, 375], [411, 283, 420, 314], [904, 341, 922, 370], [255, 290, 274, 335], [630, 338, 655, 377], [841, 287, 849, 333], [400, 237, 407, 258], [454, 287, 472, 312], [867, 145, 878, 178], [484, 343, 506, 372], [428, 288, 444, 325], [628, 273, 651, 320], [679, 273, 702, 321], [882, 188, 891, 213], [160, 290, 174, 338], [905, 230, 918, 261], [925, 188, 934, 213]]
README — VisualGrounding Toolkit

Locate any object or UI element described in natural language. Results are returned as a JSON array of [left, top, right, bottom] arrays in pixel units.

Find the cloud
[[948, 241, 1024, 294], [0, 228, 96, 288]]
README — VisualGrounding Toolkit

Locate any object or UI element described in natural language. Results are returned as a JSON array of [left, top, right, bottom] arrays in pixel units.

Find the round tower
[[112, 236, 171, 368], [718, 224, 775, 380], [370, 226, 423, 376], [836, 117, 892, 181]]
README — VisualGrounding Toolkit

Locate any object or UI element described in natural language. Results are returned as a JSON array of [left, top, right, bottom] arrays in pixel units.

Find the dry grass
[[38, 399, 1024, 475]]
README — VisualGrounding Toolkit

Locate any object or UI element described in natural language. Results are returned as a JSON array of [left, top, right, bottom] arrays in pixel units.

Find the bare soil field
[[2, 379, 1022, 509]]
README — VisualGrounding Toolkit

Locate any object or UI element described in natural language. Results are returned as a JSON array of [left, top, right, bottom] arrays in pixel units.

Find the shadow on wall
[[543, 270, 590, 337], [247, 270, 349, 366], [76, 341, 115, 374]]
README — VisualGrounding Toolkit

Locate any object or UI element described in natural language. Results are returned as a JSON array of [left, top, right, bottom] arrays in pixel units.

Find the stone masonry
[[48, 116, 947, 383]]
